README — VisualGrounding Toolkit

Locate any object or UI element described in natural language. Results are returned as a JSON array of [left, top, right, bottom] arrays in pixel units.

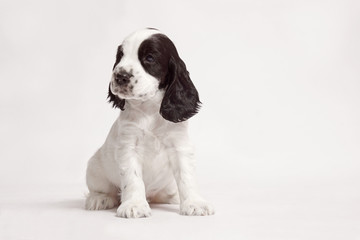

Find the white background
[[1, 0, 359, 239]]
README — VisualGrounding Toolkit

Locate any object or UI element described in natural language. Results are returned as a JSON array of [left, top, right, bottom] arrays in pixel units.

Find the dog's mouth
[[110, 80, 133, 98], [110, 80, 158, 101]]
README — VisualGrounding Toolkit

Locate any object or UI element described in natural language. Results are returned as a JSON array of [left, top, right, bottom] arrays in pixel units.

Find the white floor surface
[[1, 179, 359, 240]]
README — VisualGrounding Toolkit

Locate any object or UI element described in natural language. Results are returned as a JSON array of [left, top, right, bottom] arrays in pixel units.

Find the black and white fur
[[85, 28, 214, 218]]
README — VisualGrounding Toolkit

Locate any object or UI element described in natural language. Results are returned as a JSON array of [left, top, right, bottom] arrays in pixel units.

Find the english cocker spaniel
[[85, 28, 214, 218]]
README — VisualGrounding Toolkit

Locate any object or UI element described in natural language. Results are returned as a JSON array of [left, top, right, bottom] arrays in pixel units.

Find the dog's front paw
[[180, 199, 215, 216], [116, 200, 151, 218]]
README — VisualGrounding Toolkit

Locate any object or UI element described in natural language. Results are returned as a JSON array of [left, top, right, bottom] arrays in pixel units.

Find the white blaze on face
[[111, 29, 162, 100]]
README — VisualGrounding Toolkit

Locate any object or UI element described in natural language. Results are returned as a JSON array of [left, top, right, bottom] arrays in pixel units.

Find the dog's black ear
[[107, 83, 125, 110], [160, 56, 201, 123]]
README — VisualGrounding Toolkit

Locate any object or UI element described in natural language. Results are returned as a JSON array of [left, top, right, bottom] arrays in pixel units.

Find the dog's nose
[[114, 71, 132, 85]]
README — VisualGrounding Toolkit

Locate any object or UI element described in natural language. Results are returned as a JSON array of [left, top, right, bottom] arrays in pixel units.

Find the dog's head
[[108, 28, 201, 123]]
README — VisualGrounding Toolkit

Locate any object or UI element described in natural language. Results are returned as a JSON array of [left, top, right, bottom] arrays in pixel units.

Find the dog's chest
[[135, 119, 168, 162], [136, 127, 173, 192]]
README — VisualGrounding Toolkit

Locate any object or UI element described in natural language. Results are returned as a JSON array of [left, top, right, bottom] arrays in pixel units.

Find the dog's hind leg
[[85, 151, 119, 210]]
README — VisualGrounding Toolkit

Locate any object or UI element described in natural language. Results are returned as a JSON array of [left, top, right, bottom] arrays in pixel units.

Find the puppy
[[85, 28, 214, 218]]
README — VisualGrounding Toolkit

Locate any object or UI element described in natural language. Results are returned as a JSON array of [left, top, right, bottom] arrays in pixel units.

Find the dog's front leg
[[168, 144, 215, 216], [115, 152, 151, 218]]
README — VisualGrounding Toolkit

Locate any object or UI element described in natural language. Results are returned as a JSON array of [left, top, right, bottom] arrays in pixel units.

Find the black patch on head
[[138, 34, 172, 88], [107, 83, 125, 110], [138, 34, 201, 123]]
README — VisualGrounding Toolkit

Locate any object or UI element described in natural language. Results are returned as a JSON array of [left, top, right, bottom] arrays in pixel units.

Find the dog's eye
[[145, 54, 155, 62]]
